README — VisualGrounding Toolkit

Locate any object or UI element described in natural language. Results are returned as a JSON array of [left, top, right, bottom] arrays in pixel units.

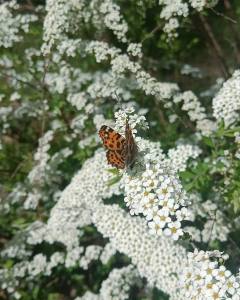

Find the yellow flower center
[[213, 292, 219, 299], [219, 271, 225, 277], [171, 227, 177, 234], [162, 188, 168, 195], [207, 268, 213, 275], [206, 283, 213, 289]]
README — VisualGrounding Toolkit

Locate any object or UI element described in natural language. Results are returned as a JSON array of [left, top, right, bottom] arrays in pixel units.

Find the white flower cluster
[[0, 251, 64, 298], [99, 242, 116, 264], [1, 244, 30, 260], [123, 164, 189, 240], [86, 41, 179, 100], [200, 77, 224, 98], [213, 70, 240, 127], [127, 43, 143, 58], [167, 144, 202, 172], [27, 251, 64, 278], [24, 129, 73, 210], [44, 150, 121, 249], [100, 0, 128, 42], [42, 0, 77, 54], [112, 55, 179, 99], [86, 41, 121, 63], [159, 0, 219, 39], [24, 190, 42, 210], [28, 224, 103, 271], [70, 114, 88, 134], [78, 134, 99, 149], [201, 200, 231, 243], [67, 92, 88, 111], [57, 38, 82, 57], [114, 107, 148, 135], [187, 195, 231, 243], [28, 130, 55, 186], [181, 64, 203, 78], [45, 63, 77, 94], [0, 0, 37, 48], [173, 91, 217, 135], [42, 148, 188, 297], [79, 245, 103, 270], [112, 109, 200, 240], [10, 139, 236, 300], [235, 132, 240, 159], [159, 0, 188, 39], [99, 266, 138, 300], [75, 266, 138, 300], [0, 106, 12, 133], [180, 249, 240, 300], [65, 246, 84, 268], [92, 203, 188, 296], [42, 0, 128, 54], [190, 0, 219, 12]]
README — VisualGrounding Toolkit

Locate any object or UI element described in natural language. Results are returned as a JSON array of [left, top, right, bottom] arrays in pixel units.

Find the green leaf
[[107, 168, 120, 175], [107, 175, 122, 186], [48, 293, 63, 300], [4, 259, 14, 269], [202, 136, 215, 148], [232, 190, 240, 213]]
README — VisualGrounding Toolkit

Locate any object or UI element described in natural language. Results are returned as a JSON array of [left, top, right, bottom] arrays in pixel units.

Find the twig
[[210, 8, 237, 24], [206, 210, 217, 251], [10, 161, 25, 179], [201, 203, 240, 256], [228, 236, 240, 257], [141, 24, 162, 43], [223, 0, 240, 64], [0, 70, 42, 91], [40, 56, 50, 136], [198, 13, 230, 78]]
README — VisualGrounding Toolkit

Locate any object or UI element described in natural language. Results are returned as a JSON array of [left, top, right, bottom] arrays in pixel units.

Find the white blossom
[[213, 70, 240, 126], [0, 1, 37, 48], [180, 249, 240, 299]]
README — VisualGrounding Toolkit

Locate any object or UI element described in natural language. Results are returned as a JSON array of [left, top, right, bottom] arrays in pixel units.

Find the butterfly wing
[[99, 125, 127, 169], [106, 150, 125, 169], [99, 125, 126, 151]]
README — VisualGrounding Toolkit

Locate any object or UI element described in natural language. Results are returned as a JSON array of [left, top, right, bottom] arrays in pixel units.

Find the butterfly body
[[124, 121, 138, 168], [98, 121, 138, 169]]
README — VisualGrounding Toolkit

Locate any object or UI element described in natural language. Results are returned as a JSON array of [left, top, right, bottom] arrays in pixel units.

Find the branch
[[198, 13, 230, 78]]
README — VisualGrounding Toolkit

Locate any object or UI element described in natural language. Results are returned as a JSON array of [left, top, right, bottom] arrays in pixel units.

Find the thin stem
[[206, 210, 217, 251], [0, 70, 42, 91], [210, 7, 237, 24], [10, 161, 25, 179], [223, 0, 240, 64], [40, 56, 50, 137], [198, 13, 230, 78], [141, 24, 162, 44]]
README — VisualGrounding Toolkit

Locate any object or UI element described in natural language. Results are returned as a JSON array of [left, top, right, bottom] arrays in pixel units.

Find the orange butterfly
[[98, 120, 138, 169]]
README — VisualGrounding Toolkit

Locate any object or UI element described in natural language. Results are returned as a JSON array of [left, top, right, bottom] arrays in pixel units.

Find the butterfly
[[98, 120, 138, 169]]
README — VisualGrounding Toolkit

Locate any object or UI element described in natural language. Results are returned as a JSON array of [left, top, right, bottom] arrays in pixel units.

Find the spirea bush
[[1, 0, 240, 299]]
